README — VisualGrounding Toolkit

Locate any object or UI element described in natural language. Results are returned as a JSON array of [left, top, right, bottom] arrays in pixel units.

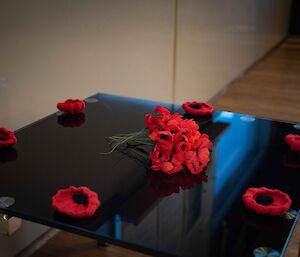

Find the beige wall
[[0, 0, 291, 256], [0, 1, 175, 256], [175, 0, 292, 103], [0, 0, 175, 130]]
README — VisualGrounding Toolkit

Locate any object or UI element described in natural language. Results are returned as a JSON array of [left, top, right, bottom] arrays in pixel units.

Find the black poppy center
[[256, 194, 274, 206], [160, 134, 169, 140], [73, 192, 89, 205], [0, 136, 5, 141], [190, 104, 202, 109]]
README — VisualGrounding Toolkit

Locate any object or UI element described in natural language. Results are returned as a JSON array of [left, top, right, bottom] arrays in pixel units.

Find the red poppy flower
[[147, 106, 212, 175], [285, 134, 300, 153], [242, 187, 292, 216], [175, 141, 193, 154], [0, 128, 17, 148], [194, 133, 212, 149], [166, 113, 184, 134], [150, 144, 172, 167], [143, 105, 213, 175], [52, 186, 100, 218], [149, 130, 173, 147], [152, 153, 186, 175], [155, 105, 170, 117], [144, 106, 171, 132], [160, 153, 185, 174], [57, 99, 85, 114], [57, 113, 86, 127], [185, 150, 209, 174], [182, 101, 214, 116]]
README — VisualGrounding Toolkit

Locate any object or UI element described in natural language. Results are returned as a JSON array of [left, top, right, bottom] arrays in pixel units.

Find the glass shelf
[[0, 93, 299, 257]]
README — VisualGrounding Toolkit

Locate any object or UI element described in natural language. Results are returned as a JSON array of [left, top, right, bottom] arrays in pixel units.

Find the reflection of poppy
[[0, 128, 17, 148], [285, 134, 300, 153], [182, 101, 214, 116], [57, 99, 85, 114], [147, 171, 207, 198], [0, 148, 18, 164], [283, 152, 300, 169], [183, 113, 213, 126], [57, 113, 86, 128], [52, 186, 100, 218], [242, 187, 292, 216], [242, 209, 287, 231]]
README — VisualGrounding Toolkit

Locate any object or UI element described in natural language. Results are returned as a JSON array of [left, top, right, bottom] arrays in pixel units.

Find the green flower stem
[[103, 128, 151, 154], [130, 148, 150, 159]]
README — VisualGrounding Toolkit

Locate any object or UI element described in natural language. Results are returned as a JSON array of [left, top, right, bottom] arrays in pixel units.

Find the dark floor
[[213, 36, 300, 124]]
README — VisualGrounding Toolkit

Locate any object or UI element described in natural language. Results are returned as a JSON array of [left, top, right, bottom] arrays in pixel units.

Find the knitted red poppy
[[57, 99, 85, 114], [242, 187, 291, 216], [285, 134, 300, 153], [182, 101, 214, 116], [52, 186, 100, 218], [0, 128, 17, 148]]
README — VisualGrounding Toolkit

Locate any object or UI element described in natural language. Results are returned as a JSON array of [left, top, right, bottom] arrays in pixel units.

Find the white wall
[[0, 0, 291, 256], [174, 0, 292, 103]]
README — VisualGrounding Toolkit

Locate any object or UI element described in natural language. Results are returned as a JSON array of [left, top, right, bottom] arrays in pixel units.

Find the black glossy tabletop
[[0, 93, 300, 257]]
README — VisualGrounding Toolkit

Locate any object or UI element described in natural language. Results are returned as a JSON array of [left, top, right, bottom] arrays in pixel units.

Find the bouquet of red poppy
[[107, 105, 212, 175]]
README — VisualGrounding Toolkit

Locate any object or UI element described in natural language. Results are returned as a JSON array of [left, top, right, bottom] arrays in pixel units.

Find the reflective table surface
[[0, 93, 299, 257]]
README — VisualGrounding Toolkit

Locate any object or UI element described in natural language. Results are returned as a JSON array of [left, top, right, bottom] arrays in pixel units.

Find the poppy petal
[[57, 99, 85, 114], [52, 186, 100, 218], [0, 128, 17, 148], [242, 187, 292, 216]]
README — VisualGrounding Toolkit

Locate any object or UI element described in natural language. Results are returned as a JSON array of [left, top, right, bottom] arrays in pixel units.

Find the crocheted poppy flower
[[0, 128, 17, 148], [242, 187, 292, 216], [285, 134, 300, 153], [57, 99, 85, 114], [57, 113, 86, 127], [182, 101, 214, 116], [52, 186, 100, 218]]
